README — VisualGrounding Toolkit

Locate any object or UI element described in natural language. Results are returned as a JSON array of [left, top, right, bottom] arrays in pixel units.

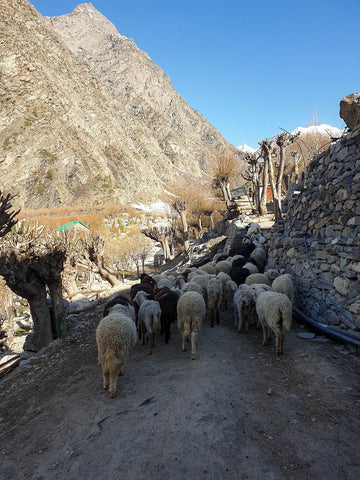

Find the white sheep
[[189, 273, 213, 301], [133, 290, 161, 355], [255, 291, 293, 354], [248, 283, 273, 326], [96, 304, 137, 398], [272, 274, 294, 304], [245, 273, 271, 286], [250, 247, 267, 273], [264, 269, 280, 284], [157, 277, 173, 290], [233, 284, 253, 332], [206, 277, 223, 327], [216, 271, 232, 310], [224, 279, 238, 310], [177, 291, 206, 360], [198, 263, 216, 274], [215, 260, 232, 275], [184, 281, 204, 297], [243, 262, 259, 275]]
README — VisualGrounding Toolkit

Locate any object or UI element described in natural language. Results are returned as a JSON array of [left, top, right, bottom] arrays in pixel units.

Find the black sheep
[[230, 267, 251, 286], [103, 294, 132, 317], [154, 287, 179, 344], [229, 234, 256, 258]]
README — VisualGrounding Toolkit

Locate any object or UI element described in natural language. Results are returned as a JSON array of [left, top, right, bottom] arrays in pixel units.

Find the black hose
[[293, 306, 360, 349]]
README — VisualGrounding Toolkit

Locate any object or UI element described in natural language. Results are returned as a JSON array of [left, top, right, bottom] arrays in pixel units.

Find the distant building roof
[[55, 221, 90, 232]]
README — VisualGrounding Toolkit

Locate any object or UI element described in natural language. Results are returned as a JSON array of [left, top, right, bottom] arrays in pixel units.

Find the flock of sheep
[[96, 223, 295, 397]]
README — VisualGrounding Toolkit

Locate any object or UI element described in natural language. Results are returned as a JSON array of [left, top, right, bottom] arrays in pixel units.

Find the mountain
[[236, 144, 258, 154], [291, 124, 344, 138], [0, 1, 238, 209]]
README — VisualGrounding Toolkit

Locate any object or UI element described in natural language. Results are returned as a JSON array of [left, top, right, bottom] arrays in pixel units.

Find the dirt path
[[1, 293, 360, 480]]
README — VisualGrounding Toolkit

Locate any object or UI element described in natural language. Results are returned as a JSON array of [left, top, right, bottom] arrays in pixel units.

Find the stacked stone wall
[[268, 129, 360, 328]]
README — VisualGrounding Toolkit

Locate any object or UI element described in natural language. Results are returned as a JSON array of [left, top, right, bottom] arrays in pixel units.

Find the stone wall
[[268, 128, 360, 329]]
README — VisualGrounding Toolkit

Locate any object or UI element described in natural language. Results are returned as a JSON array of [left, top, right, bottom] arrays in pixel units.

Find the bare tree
[[208, 150, 240, 209], [242, 151, 264, 214], [258, 140, 270, 216], [142, 226, 173, 263], [0, 191, 20, 238], [81, 235, 121, 287], [0, 226, 66, 350]]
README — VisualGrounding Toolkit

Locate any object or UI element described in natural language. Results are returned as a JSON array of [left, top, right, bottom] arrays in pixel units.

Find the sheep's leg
[[109, 373, 117, 398], [210, 309, 215, 327], [261, 323, 268, 345], [221, 295, 226, 311], [276, 332, 284, 355], [165, 322, 170, 344], [216, 308, 220, 325], [182, 331, 189, 351], [103, 370, 109, 390], [234, 305, 238, 328], [147, 332, 153, 355], [140, 323, 145, 345], [191, 331, 197, 360]]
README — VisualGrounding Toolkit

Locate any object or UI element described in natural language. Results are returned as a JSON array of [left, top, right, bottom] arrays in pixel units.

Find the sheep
[[215, 260, 232, 275], [272, 274, 294, 304], [255, 291, 293, 354], [231, 255, 245, 264], [248, 283, 272, 326], [250, 247, 267, 273], [233, 284, 253, 332], [133, 291, 161, 355], [230, 266, 251, 286], [154, 287, 179, 344], [213, 252, 229, 263], [264, 269, 280, 284], [103, 293, 134, 318], [177, 291, 206, 360], [245, 273, 271, 287], [206, 277, 223, 327], [224, 279, 238, 310], [184, 281, 204, 297], [228, 234, 256, 258], [189, 273, 213, 301], [198, 263, 216, 275], [157, 277, 173, 290], [216, 271, 232, 310], [96, 304, 137, 398], [243, 262, 259, 275]]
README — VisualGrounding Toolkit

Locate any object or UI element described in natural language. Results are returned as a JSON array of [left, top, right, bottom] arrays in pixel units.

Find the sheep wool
[[255, 291, 292, 355], [177, 291, 206, 360], [245, 273, 271, 286], [96, 309, 137, 398], [272, 274, 294, 304]]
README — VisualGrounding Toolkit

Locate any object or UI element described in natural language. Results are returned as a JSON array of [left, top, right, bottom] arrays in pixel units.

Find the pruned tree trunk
[[259, 144, 269, 216], [47, 278, 66, 339]]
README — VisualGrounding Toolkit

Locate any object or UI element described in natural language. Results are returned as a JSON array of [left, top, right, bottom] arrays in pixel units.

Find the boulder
[[339, 92, 360, 130]]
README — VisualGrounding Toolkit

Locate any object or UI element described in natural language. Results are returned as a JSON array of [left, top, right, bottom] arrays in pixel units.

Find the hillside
[[0, 0, 239, 210]]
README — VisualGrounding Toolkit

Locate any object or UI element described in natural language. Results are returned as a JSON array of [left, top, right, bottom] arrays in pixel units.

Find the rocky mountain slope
[[0, 0, 238, 209]]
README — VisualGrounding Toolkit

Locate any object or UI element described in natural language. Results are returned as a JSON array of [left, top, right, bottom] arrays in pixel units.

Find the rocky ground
[[1, 291, 360, 479], [1, 214, 360, 479]]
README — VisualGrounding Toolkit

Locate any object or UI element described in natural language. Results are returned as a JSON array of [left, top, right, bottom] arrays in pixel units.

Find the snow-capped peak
[[291, 123, 344, 138], [237, 143, 257, 153]]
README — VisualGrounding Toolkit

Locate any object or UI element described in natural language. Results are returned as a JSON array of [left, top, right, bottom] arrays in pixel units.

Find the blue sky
[[30, 0, 359, 149]]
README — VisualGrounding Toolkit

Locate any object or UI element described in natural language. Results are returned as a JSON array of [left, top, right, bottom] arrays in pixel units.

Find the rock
[[297, 332, 316, 340], [23, 333, 39, 352], [339, 92, 360, 130]]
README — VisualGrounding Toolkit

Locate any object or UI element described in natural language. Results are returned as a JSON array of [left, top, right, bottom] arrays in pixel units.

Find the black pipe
[[293, 307, 360, 349]]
